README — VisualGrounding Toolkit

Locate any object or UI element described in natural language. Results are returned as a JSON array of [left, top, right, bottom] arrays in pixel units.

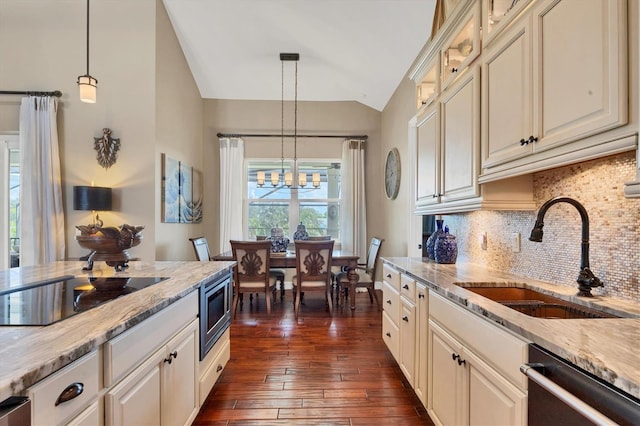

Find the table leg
[[347, 265, 359, 311]]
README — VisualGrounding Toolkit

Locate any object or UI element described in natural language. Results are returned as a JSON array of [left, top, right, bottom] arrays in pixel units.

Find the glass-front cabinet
[[441, 0, 481, 90], [416, 57, 440, 110], [482, 0, 534, 47]]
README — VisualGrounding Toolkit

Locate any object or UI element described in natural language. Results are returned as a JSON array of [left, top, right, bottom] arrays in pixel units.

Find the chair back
[[189, 237, 211, 261], [307, 235, 331, 241], [364, 237, 384, 278], [294, 240, 334, 288], [230, 240, 271, 289]]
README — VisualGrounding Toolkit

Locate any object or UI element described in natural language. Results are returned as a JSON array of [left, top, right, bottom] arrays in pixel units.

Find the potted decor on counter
[[426, 217, 445, 260], [434, 225, 458, 264]]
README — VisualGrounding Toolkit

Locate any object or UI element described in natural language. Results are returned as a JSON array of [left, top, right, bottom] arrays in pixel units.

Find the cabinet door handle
[[216, 364, 223, 373], [386, 273, 392, 278], [452, 353, 459, 362], [451, 67, 458, 73], [402, 315, 409, 322], [418, 293, 425, 299], [164, 350, 178, 364], [528, 135, 538, 144], [386, 332, 392, 337], [55, 382, 84, 406], [386, 299, 392, 304], [457, 357, 466, 366], [520, 138, 528, 146], [402, 284, 409, 290]]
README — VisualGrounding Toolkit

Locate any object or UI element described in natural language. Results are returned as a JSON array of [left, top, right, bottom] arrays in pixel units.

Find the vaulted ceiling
[[162, 0, 436, 111]]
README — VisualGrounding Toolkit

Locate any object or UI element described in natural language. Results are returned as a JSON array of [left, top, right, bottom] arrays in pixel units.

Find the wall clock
[[384, 148, 401, 200]]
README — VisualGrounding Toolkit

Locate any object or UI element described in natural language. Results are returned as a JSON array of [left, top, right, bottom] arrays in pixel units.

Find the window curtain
[[219, 137, 244, 253], [19, 96, 65, 266], [340, 139, 367, 261]]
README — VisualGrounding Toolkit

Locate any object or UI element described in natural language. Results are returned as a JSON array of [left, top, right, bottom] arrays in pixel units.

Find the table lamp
[[74, 185, 112, 228]]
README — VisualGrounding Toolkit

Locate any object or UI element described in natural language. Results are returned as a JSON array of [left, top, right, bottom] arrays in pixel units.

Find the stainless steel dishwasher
[[521, 344, 640, 426], [0, 396, 30, 425]]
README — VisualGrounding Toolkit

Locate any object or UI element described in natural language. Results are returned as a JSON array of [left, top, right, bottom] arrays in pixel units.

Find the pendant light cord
[[281, 59, 285, 174], [85, 0, 90, 75], [294, 60, 298, 162]]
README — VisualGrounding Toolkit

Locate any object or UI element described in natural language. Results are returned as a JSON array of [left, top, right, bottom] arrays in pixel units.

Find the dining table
[[211, 249, 361, 311]]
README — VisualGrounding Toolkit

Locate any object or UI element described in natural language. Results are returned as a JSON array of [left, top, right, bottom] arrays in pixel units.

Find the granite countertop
[[382, 257, 640, 400], [0, 260, 235, 402]]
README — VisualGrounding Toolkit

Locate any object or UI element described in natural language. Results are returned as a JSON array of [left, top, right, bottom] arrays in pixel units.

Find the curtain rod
[[0, 90, 62, 97], [217, 132, 367, 140]]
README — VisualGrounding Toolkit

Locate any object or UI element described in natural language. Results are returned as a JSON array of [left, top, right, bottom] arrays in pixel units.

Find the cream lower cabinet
[[104, 291, 199, 426], [382, 264, 430, 409], [414, 282, 428, 407], [428, 291, 527, 426], [382, 264, 401, 361], [105, 318, 199, 426], [399, 275, 416, 387]]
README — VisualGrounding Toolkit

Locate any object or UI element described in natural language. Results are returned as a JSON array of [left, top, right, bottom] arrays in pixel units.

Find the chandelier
[[256, 53, 320, 189]]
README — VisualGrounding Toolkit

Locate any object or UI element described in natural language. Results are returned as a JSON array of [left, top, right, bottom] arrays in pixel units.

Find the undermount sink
[[455, 284, 620, 319]]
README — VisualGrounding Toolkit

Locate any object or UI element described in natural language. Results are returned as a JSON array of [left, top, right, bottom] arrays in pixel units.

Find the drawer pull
[[402, 316, 409, 322], [216, 364, 223, 373], [386, 273, 392, 278], [386, 332, 391, 338], [457, 357, 466, 366], [452, 353, 459, 362], [402, 284, 409, 290], [418, 293, 425, 299], [164, 350, 178, 364], [386, 299, 392, 304], [55, 382, 84, 406]]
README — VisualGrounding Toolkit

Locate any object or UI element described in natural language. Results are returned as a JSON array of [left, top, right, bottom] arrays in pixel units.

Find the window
[[246, 160, 341, 242], [0, 135, 19, 269]]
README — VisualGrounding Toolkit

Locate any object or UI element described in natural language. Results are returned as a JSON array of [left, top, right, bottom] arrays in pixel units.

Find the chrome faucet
[[529, 197, 603, 297]]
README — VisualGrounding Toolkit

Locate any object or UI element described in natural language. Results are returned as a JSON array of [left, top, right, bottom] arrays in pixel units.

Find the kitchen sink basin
[[455, 285, 620, 319]]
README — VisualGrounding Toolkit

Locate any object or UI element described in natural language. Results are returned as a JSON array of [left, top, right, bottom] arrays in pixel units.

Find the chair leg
[[266, 290, 272, 319], [367, 287, 374, 303], [326, 289, 333, 315], [294, 286, 300, 319]]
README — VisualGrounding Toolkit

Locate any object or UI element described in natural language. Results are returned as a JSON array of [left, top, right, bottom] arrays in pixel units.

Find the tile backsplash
[[444, 151, 639, 303]]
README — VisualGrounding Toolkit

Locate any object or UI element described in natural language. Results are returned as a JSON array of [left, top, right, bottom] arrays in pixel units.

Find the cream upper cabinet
[[482, 12, 533, 168], [440, 66, 480, 203], [414, 104, 440, 209], [482, 0, 534, 47], [417, 56, 440, 110], [441, 0, 481, 91], [480, 0, 629, 180]]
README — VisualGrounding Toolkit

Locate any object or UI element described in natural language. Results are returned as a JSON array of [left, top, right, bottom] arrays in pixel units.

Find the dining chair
[[257, 235, 286, 300], [307, 235, 331, 241], [336, 237, 384, 310], [189, 236, 211, 261], [292, 240, 335, 319], [230, 240, 277, 319]]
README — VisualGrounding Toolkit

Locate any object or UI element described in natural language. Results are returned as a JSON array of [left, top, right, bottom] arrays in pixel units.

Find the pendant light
[[77, 0, 97, 103], [256, 53, 319, 189]]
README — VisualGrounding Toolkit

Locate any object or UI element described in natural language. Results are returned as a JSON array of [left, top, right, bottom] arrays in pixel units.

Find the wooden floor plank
[[193, 290, 434, 425]]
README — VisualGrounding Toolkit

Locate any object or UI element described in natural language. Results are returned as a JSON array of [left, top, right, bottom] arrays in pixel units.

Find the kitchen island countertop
[[381, 257, 640, 400], [0, 260, 235, 402]]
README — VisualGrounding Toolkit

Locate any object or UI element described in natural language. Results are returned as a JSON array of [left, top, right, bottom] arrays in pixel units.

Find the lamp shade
[[73, 186, 112, 211]]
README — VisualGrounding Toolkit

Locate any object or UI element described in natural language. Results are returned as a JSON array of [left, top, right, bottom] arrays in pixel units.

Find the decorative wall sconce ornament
[[94, 128, 120, 169]]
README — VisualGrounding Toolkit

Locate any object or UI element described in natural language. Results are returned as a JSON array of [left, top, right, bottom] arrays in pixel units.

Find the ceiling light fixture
[[256, 53, 319, 190], [77, 0, 97, 103]]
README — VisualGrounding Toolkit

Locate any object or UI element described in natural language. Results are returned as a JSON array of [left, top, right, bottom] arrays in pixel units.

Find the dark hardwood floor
[[193, 288, 435, 425]]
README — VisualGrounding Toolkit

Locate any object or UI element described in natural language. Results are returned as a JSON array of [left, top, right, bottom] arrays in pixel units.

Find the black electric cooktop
[[0, 276, 168, 326]]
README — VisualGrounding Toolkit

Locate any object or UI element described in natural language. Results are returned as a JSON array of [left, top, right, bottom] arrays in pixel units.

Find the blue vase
[[267, 225, 289, 253], [293, 223, 309, 241], [435, 226, 457, 264], [426, 219, 444, 260]]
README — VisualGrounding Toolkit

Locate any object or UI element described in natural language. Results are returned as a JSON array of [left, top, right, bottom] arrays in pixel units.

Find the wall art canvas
[[161, 153, 203, 224], [162, 154, 180, 223]]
